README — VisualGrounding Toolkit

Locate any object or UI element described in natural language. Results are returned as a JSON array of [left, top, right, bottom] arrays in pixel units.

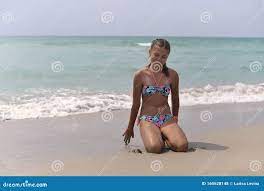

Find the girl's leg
[[160, 121, 188, 152], [139, 120, 165, 154]]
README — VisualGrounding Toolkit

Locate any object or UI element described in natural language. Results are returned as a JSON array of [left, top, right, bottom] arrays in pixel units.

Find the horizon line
[[0, 35, 264, 38]]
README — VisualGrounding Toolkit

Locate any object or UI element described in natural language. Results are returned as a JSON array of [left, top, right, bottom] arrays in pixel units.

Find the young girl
[[122, 38, 188, 154]]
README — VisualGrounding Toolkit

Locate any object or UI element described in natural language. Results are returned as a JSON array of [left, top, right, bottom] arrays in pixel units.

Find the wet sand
[[0, 102, 264, 175]]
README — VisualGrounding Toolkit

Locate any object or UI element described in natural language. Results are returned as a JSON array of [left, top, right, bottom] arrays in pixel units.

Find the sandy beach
[[0, 101, 263, 176]]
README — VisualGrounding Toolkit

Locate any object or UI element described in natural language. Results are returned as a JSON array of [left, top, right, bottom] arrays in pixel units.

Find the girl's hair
[[147, 38, 170, 77]]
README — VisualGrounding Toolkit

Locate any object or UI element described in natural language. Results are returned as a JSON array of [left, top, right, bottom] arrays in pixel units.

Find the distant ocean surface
[[0, 36, 264, 120]]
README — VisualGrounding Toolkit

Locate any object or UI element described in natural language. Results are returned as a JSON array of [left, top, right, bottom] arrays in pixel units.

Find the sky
[[0, 0, 263, 37]]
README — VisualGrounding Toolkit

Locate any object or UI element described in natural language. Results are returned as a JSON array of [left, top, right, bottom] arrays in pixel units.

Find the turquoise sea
[[0, 36, 263, 119]]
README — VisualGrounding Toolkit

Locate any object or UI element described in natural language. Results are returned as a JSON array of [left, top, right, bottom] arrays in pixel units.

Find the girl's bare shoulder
[[168, 67, 179, 79], [134, 66, 149, 76]]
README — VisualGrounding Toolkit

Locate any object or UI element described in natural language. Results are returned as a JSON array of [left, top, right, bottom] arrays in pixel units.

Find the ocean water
[[0, 36, 264, 120]]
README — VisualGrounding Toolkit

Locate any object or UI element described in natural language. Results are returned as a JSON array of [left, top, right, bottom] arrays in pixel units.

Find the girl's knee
[[145, 142, 163, 154], [170, 140, 188, 152]]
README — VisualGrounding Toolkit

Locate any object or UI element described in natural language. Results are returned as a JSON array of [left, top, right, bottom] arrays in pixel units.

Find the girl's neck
[[147, 65, 164, 74]]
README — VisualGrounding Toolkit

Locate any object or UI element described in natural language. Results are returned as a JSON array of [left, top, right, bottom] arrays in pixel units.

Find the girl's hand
[[173, 116, 178, 124], [122, 127, 134, 145]]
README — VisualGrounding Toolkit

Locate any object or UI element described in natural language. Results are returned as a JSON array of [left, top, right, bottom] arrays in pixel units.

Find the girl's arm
[[127, 71, 142, 129], [171, 70, 180, 118]]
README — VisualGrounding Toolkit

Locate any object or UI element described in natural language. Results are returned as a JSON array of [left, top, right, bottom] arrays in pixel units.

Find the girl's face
[[149, 44, 169, 66]]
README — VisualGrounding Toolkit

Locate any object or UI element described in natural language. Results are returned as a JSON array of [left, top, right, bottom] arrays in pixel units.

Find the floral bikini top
[[142, 83, 171, 96]]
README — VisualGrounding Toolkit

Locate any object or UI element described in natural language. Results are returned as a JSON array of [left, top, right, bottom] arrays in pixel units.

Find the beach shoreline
[[0, 101, 263, 175]]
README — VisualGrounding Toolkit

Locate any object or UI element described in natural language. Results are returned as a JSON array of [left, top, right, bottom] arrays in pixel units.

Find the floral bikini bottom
[[137, 113, 174, 128]]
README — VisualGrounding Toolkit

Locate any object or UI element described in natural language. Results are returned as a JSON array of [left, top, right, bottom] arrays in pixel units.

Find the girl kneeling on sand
[[123, 38, 188, 154]]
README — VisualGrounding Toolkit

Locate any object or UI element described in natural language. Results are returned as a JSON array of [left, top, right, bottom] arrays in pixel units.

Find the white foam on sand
[[1, 82, 264, 120], [181, 82, 264, 105]]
